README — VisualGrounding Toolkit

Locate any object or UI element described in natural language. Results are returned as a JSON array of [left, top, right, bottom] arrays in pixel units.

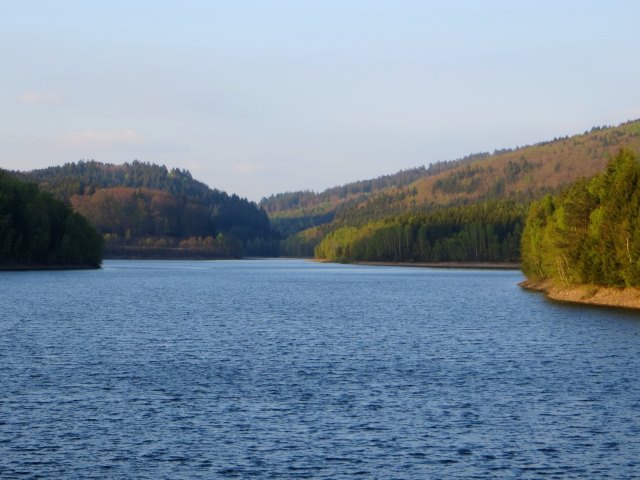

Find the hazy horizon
[[3, 1, 639, 201]]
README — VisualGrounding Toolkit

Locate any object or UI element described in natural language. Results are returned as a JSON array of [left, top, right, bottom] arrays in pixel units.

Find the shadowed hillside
[[15, 161, 277, 258]]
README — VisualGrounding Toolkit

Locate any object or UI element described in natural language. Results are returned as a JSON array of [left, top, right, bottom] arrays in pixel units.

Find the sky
[[2, 1, 640, 201]]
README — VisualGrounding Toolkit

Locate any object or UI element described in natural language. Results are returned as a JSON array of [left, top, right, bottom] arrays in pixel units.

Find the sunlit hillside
[[272, 119, 640, 260], [269, 119, 640, 234]]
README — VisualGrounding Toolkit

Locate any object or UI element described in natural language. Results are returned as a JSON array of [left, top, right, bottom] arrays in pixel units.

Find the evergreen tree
[[0, 170, 103, 267]]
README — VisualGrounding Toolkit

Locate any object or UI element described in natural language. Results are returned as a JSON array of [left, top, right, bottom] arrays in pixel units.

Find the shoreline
[[318, 259, 521, 270], [519, 279, 640, 311], [0, 263, 101, 272], [104, 254, 238, 261]]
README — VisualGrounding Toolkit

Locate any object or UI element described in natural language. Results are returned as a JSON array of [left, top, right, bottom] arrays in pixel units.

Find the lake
[[1, 259, 639, 478]]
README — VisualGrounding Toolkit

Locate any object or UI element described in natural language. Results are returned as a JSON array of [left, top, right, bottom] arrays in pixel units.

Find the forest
[[261, 152, 492, 237], [521, 148, 640, 287], [261, 152, 491, 214], [314, 200, 525, 263], [16, 161, 278, 257], [7, 121, 640, 265], [278, 120, 640, 263], [0, 170, 103, 268]]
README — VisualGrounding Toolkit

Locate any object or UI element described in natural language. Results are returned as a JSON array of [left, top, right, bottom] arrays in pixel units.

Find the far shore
[[0, 263, 101, 272], [520, 279, 640, 311], [317, 259, 521, 270]]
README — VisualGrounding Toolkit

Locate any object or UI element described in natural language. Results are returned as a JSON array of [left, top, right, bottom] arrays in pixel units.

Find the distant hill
[[15, 160, 277, 258], [260, 153, 489, 236], [273, 119, 640, 260]]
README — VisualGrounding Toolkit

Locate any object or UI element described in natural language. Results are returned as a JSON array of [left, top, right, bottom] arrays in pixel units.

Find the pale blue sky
[[2, 0, 639, 201]]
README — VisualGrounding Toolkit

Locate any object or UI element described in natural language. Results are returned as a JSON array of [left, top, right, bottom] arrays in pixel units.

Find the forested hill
[[376, 120, 640, 212], [15, 161, 276, 257], [16, 160, 211, 201], [279, 119, 640, 261], [260, 153, 489, 237], [261, 152, 490, 213], [267, 120, 640, 234], [0, 170, 103, 268]]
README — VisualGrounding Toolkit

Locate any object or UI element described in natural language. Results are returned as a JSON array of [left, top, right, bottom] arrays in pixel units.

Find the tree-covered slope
[[396, 120, 640, 209], [315, 200, 525, 263], [271, 120, 640, 234], [0, 170, 103, 268], [329, 120, 640, 228], [279, 119, 640, 261], [15, 159, 223, 201], [521, 148, 640, 287], [260, 153, 489, 236], [16, 160, 276, 257]]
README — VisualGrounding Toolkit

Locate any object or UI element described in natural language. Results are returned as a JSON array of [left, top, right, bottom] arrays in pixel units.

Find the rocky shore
[[520, 279, 640, 310]]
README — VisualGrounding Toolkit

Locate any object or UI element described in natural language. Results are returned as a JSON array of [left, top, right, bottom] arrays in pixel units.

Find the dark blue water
[[1, 259, 639, 479]]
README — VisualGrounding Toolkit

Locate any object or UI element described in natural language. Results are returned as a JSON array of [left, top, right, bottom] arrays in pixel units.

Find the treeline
[[16, 160, 212, 201], [105, 234, 243, 259], [0, 170, 102, 267], [16, 161, 277, 257], [315, 200, 525, 263], [19, 160, 272, 240], [521, 148, 640, 287], [260, 152, 489, 217], [260, 167, 429, 214]]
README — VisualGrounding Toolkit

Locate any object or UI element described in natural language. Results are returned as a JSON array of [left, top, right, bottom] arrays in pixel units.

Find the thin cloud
[[19, 91, 63, 106], [61, 129, 143, 148]]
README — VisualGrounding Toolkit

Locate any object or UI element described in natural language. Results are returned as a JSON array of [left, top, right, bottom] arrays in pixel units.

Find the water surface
[[1, 259, 639, 478]]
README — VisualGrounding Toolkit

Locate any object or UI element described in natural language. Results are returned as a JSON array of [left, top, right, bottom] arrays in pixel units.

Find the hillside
[[260, 153, 489, 236], [279, 119, 640, 260], [269, 120, 640, 228], [393, 121, 640, 209], [15, 161, 277, 258]]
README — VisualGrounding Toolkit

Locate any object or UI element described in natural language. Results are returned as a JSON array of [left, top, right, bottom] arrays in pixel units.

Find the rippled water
[[1, 259, 639, 479]]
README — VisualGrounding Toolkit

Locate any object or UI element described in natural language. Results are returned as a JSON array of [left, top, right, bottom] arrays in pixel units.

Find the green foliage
[[521, 148, 640, 287], [315, 200, 525, 263], [280, 225, 329, 257], [0, 170, 102, 267]]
